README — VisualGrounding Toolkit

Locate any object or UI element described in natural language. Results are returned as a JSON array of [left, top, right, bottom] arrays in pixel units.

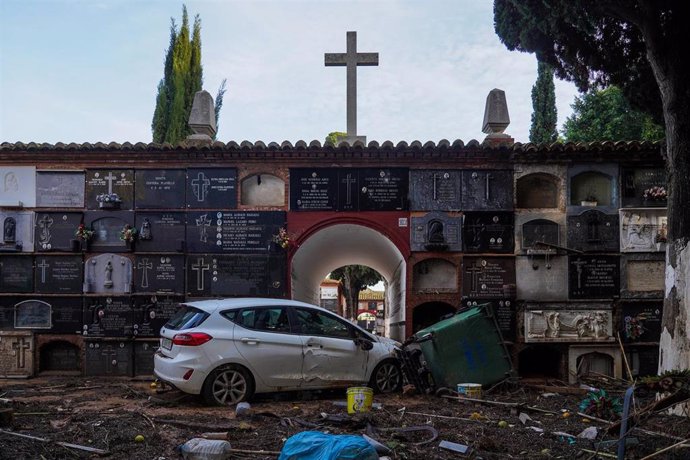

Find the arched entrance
[[289, 221, 407, 340], [412, 301, 456, 333]]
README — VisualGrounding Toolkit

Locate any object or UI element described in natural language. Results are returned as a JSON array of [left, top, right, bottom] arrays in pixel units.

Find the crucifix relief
[[325, 31, 379, 145], [466, 264, 483, 293], [12, 337, 31, 369], [344, 173, 356, 205], [192, 172, 210, 202], [104, 172, 117, 195], [138, 258, 153, 288], [192, 257, 210, 291], [572, 258, 587, 289], [38, 258, 50, 283]]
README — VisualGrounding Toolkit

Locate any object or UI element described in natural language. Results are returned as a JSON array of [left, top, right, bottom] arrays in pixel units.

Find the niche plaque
[[568, 256, 620, 299], [186, 168, 237, 209], [36, 171, 85, 208]]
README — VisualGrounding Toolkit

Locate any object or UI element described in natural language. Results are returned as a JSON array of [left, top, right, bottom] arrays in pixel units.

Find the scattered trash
[[457, 383, 482, 398], [527, 426, 544, 433], [235, 402, 252, 418], [469, 412, 485, 421], [178, 438, 232, 460], [346, 387, 373, 414], [518, 412, 532, 425], [541, 392, 558, 398], [579, 389, 622, 420], [332, 401, 382, 410], [439, 440, 470, 454], [561, 411, 571, 418], [577, 426, 598, 440], [362, 434, 392, 456], [278, 431, 377, 460]]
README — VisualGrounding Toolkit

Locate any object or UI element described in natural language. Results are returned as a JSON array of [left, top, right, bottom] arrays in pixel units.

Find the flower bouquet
[[96, 192, 122, 209], [272, 227, 291, 250], [119, 224, 138, 243], [74, 223, 94, 241], [643, 186, 667, 202]]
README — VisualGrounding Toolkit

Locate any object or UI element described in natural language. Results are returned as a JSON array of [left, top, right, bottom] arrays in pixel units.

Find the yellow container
[[347, 386, 373, 414], [457, 383, 482, 399]]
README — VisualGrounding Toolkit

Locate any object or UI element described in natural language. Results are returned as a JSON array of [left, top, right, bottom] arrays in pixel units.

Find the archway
[[412, 301, 456, 333], [290, 222, 407, 340]]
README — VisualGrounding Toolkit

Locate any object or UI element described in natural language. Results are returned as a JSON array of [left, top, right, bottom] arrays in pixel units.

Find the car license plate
[[161, 337, 172, 350]]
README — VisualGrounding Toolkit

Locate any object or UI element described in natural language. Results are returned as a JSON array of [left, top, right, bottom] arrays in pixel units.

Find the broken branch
[[0, 429, 109, 455]]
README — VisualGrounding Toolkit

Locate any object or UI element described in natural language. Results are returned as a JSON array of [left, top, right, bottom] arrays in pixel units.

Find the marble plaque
[[82, 297, 133, 337], [620, 209, 667, 253], [36, 171, 84, 207], [0, 255, 34, 292], [568, 256, 620, 299], [0, 166, 36, 207], [462, 257, 516, 299], [84, 253, 132, 294], [411, 212, 462, 252], [0, 331, 34, 377], [43, 297, 83, 334], [84, 339, 133, 376], [186, 254, 286, 297], [133, 255, 184, 294], [290, 168, 338, 211], [35, 255, 83, 294], [567, 210, 619, 252], [135, 169, 186, 209], [463, 212, 514, 253], [515, 256, 568, 301], [462, 298, 515, 340], [34, 212, 82, 252], [413, 258, 458, 292], [134, 212, 186, 253], [132, 295, 182, 337], [85, 211, 134, 252], [461, 170, 513, 211], [1, 211, 34, 252], [358, 168, 409, 211], [525, 308, 614, 342], [410, 170, 462, 211], [621, 303, 662, 343], [186, 168, 237, 209], [14, 299, 52, 329], [621, 167, 667, 208], [625, 259, 665, 293], [186, 211, 285, 253], [85, 169, 134, 210]]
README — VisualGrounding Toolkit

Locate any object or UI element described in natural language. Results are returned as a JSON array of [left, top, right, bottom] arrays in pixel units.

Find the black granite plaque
[[358, 168, 408, 211], [35, 255, 83, 294], [462, 298, 515, 341], [411, 212, 462, 252], [0, 304, 13, 329], [85, 211, 134, 252], [133, 255, 184, 293], [290, 168, 338, 211], [622, 168, 667, 207], [568, 255, 620, 299], [211, 254, 287, 297], [522, 219, 560, 250], [0, 256, 33, 293], [84, 339, 133, 376], [83, 297, 132, 337], [135, 169, 186, 209], [628, 346, 659, 377], [410, 170, 462, 211], [132, 295, 182, 337], [567, 210, 619, 252], [462, 257, 516, 299], [14, 299, 52, 329], [34, 212, 82, 252], [621, 303, 662, 343], [85, 170, 134, 210], [186, 168, 237, 209], [186, 211, 285, 253], [186, 255, 213, 296], [462, 170, 513, 211], [46, 297, 84, 334], [36, 171, 85, 208], [134, 340, 159, 375], [134, 212, 186, 253], [463, 212, 514, 253]]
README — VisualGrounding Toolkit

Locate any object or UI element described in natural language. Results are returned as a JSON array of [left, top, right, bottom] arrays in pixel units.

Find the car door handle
[[306, 342, 323, 349], [240, 337, 260, 345]]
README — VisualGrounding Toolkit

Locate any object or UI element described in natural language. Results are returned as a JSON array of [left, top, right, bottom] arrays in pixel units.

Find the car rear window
[[164, 305, 209, 330]]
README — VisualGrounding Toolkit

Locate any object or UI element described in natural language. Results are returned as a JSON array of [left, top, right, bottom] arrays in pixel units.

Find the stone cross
[[572, 258, 588, 289], [104, 172, 117, 195], [38, 258, 50, 283], [344, 173, 357, 205], [466, 264, 483, 292], [325, 31, 378, 145], [138, 258, 153, 288], [192, 172, 210, 202], [12, 337, 31, 369], [192, 257, 210, 291]]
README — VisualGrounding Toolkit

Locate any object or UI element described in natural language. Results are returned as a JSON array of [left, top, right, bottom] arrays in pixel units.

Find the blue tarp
[[279, 431, 379, 460]]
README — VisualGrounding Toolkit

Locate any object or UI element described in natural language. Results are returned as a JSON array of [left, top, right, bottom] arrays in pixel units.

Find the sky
[[0, 0, 580, 145]]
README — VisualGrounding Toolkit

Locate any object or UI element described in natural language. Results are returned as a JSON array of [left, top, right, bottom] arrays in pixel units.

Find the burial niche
[[412, 301, 456, 332], [241, 173, 285, 206], [575, 351, 614, 380], [570, 171, 612, 206], [518, 345, 562, 378], [413, 258, 457, 292], [39, 340, 80, 372], [516, 174, 559, 208]]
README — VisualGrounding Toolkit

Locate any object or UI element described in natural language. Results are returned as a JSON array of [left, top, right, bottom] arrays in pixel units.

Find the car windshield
[[164, 305, 209, 330]]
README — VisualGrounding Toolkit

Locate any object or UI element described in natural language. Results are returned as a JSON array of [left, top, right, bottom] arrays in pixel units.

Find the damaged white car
[[154, 298, 402, 405]]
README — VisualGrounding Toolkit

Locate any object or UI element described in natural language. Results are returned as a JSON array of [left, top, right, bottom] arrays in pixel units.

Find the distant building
[[358, 288, 385, 334]]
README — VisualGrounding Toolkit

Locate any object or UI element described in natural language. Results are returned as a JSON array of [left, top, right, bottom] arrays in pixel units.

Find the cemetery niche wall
[[0, 140, 666, 382]]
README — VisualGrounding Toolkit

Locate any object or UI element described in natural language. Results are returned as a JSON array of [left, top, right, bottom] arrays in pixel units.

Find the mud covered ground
[[0, 376, 688, 459]]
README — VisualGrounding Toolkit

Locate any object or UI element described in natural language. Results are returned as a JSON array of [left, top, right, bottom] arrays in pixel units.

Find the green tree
[[213, 79, 228, 140], [562, 86, 664, 142], [330, 265, 383, 320], [494, 0, 690, 376], [529, 60, 558, 143], [325, 131, 347, 146]]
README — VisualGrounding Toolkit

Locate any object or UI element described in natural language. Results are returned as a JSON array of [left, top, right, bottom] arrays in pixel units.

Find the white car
[[154, 298, 403, 405]]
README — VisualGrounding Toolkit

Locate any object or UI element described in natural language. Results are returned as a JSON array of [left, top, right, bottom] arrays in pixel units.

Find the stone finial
[[482, 88, 510, 135], [187, 90, 216, 140]]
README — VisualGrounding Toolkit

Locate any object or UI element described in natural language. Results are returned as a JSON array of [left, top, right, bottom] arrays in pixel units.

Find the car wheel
[[370, 359, 403, 393], [202, 364, 255, 406]]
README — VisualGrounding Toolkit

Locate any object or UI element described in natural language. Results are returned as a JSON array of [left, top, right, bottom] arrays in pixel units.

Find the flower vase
[[581, 200, 597, 207], [70, 239, 81, 252], [80, 239, 90, 252], [99, 201, 120, 210]]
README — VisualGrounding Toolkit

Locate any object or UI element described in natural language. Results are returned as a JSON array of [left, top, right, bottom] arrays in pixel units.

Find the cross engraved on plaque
[[344, 173, 356, 205], [196, 214, 212, 242], [192, 172, 211, 202], [192, 257, 210, 291], [37, 258, 50, 283], [466, 264, 483, 292], [12, 337, 31, 369], [572, 258, 587, 289], [104, 172, 117, 195], [138, 258, 153, 288], [38, 214, 54, 246]]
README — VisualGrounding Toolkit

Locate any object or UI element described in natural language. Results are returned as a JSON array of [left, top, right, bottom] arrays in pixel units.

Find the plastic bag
[[279, 431, 379, 460]]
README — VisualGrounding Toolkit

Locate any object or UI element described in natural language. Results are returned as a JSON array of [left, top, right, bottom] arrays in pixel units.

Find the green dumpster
[[413, 303, 513, 389]]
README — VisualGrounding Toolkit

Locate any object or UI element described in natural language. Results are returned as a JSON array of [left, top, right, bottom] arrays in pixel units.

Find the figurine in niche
[[3, 217, 16, 243], [3, 172, 18, 192], [425, 220, 448, 251], [545, 312, 561, 338], [139, 218, 152, 240], [625, 213, 651, 249], [104, 261, 113, 288]]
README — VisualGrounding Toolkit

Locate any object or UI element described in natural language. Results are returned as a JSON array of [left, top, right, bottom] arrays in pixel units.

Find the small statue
[[3, 217, 16, 243], [139, 218, 152, 240], [104, 261, 113, 288], [424, 219, 448, 251]]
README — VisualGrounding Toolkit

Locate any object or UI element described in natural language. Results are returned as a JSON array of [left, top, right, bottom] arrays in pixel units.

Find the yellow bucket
[[347, 386, 373, 414], [457, 383, 482, 399]]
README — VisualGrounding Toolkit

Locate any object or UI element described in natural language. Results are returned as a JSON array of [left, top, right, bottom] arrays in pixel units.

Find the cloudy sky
[[0, 0, 579, 145]]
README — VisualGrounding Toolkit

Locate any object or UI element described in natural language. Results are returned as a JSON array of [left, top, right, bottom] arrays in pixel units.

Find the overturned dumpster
[[398, 303, 514, 393]]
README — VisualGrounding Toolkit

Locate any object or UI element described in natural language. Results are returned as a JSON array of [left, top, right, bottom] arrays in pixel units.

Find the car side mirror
[[354, 338, 374, 351]]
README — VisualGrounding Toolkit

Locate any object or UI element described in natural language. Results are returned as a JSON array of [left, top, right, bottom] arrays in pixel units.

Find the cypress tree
[[529, 60, 558, 144]]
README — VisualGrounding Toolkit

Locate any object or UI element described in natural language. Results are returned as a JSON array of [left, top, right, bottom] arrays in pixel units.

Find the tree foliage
[[330, 265, 383, 320], [325, 131, 347, 146], [562, 86, 664, 142], [214, 79, 228, 140], [529, 60, 558, 143]]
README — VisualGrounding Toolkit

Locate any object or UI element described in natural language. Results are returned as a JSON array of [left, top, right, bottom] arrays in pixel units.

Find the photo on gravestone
[[0, 166, 36, 207], [621, 302, 662, 343], [568, 255, 620, 299], [84, 339, 133, 376], [36, 171, 85, 208], [85, 169, 134, 210], [621, 167, 667, 207], [134, 212, 186, 252], [289, 168, 338, 211], [411, 212, 462, 252], [522, 219, 560, 252], [210, 254, 287, 297], [135, 169, 186, 209], [133, 255, 184, 294], [132, 295, 183, 337], [461, 170, 513, 211], [462, 298, 515, 341], [567, 210, 619, 252], [0, 255, 34, 293], [82, 296, 133, 337], [187, 255, 213, 297], [85, 211, 134, 252], [14, 299, 52, 329], [357, 168, 409, 211], [83, 254, 132, 294], [186, 168, 237, 209], [409, 170, 462, 211], [34, 212, 82, 252], [186, 211, 285, 253], [1, 211, 34, 252], [35, 255, 83, 294], [462, 212, 514, 253], [462, 257, 516, 299]]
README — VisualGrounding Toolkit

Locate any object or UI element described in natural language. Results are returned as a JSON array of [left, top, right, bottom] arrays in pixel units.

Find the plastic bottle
[[178, 438, 232, 460]]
